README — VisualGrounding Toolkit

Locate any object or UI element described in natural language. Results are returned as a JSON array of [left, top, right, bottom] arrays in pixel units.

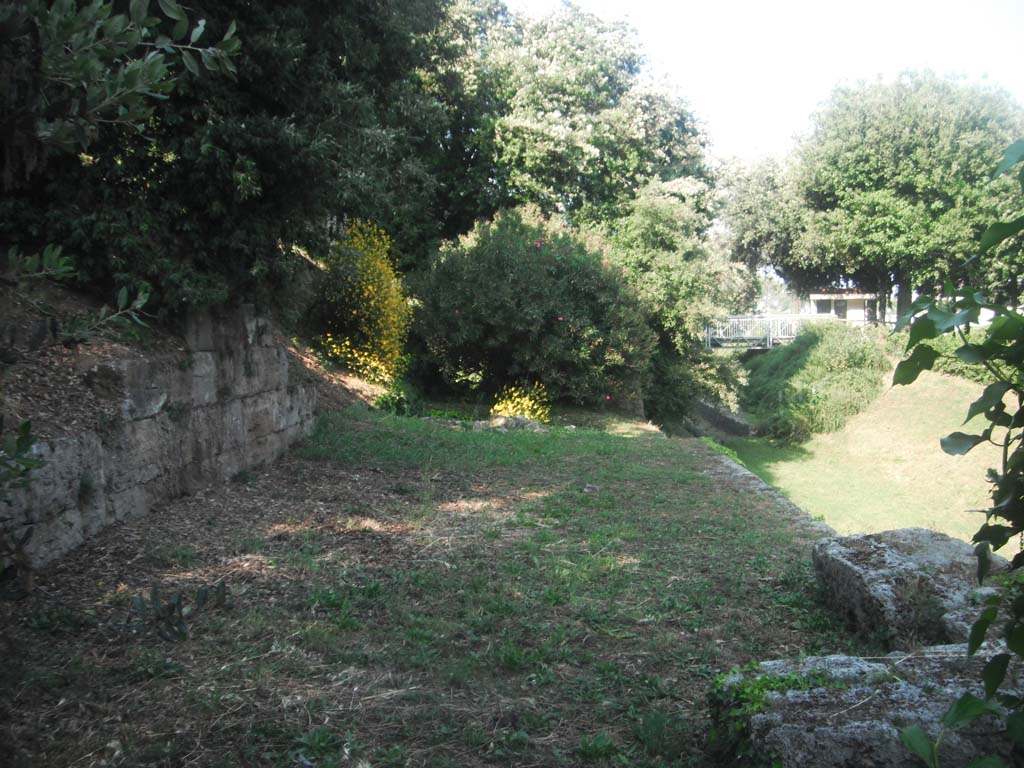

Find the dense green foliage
[[2, 0, 742, 420], [3, 0, 717, 309], [589, 178, 755, 420], [482, 10, 709, 224], [0, 0, 238, 190], [3, 0, 455, 310], [741, 322, 889, 440], [894, 141, 1024, 768], [416, 207, 656, 405], [726, 73, 1024, 313]]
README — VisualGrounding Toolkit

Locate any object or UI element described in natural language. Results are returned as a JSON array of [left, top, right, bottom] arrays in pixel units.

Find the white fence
[[704, 315, 895, 349], [705, 315, 810, 348]]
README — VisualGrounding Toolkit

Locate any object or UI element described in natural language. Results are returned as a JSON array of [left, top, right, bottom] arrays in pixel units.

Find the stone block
[[709, 647, 1021, 767], [190, 351, 218, 406], [813, 528, 1006, 647]]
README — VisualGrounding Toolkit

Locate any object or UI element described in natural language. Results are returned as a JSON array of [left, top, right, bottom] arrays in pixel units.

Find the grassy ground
[[722, 370, 1002, 544], [2, 406, 860, 767]]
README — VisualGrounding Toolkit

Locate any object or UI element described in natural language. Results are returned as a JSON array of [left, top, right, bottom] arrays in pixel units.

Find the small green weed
[[150, 543, 198, 568], [577, 731, 617, 761]]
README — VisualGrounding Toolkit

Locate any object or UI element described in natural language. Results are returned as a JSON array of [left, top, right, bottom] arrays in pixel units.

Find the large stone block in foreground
[[813, 528, 1005, 647], [709, 648, 1021, 767]]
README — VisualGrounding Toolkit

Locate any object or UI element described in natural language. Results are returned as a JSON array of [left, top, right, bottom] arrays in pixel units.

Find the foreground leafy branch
[[894, 141, 1024, 767], [2, 0, 240, 189]]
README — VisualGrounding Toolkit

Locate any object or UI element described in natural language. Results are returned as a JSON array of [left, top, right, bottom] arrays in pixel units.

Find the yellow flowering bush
[[314, 220, 411, 384], [490, 382, 552, 423]]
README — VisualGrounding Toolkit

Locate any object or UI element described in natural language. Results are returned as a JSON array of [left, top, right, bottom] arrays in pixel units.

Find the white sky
[[506, 0, 1024, 162]]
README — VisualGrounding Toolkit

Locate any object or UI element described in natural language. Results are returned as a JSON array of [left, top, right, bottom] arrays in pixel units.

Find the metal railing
[[704, 315, 896, 348], [705, 315, 806, 348]]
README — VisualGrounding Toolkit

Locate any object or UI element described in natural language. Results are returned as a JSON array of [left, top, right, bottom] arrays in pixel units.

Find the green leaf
[[981, 216, 1024, 252], [976, 541, 993, 584], [906, 316, 940, 350], [988, 313, 1024, 342], [966, 382, 1012, 424], [172, 17, 189, 41], [900, 725, 936, 767], [190, 18, 206, 44], [994, 141, 1024, 177], [941, 431, 986, 455], [982, 653, 1010, 698], [927, 304, 960, 333], [180, 50, 200, 77], [157, 0, 186, 21], [1007, 622, 1024, 656], [957, 344, 988, 364], [970, 606, 997, 655], [894, 295, 935, 333], [117, 286, 129, 310], [967, 758, 1008, 768], [941, 692, 1000, 729], [223, 20, 237, 40], [893, 345, 940, 386], [130, 0, 149, 24], [1007, 710, 1024, 746]]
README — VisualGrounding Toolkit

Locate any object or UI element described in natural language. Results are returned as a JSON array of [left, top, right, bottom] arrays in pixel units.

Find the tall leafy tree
[[482, 4, 708, 223], [727, 73, 1024, 315]]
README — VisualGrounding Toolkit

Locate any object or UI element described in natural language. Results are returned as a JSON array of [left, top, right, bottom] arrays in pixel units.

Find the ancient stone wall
[[4, 306, 317, 566]]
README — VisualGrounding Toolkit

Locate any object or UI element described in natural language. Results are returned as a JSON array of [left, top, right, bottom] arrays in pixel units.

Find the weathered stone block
[[813, 528, 1005, 647], [709, 648, 1020, 767], [190, 351, 218, 406]]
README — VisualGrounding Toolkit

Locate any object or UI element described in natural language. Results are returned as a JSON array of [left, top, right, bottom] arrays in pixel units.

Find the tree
[[481, 4, 708, 224], [727, 73, 1024, 316], [600, 178, 752, 353], [1, 0, 454, 310]]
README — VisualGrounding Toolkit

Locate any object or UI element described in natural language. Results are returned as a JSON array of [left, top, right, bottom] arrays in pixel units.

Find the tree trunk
[[877, 276, 891, 322], [896, 275, 913, 319]]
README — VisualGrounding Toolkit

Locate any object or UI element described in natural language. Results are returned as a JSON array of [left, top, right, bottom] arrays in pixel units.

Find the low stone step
[[708, 648, 1020, 767]]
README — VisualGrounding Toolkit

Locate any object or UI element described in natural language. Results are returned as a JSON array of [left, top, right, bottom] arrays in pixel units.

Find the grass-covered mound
[[741, 322, 890, 441]]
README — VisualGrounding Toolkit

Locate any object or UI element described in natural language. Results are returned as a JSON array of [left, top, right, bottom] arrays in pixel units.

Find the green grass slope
[[741, 322, 890, 441], [724, 370, 1001, 544]]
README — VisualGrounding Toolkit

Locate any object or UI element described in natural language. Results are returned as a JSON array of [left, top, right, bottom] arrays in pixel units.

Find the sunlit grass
[[724, 370, 1001, 544]]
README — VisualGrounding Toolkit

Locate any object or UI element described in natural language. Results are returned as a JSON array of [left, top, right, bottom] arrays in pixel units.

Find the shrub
[[375, 381, 425, 417], [644, 347, 749, 425], [312, 220, 412, 384], [490, 382, 552, 423], [740, 321, 889, 440], [415, 207, 656, 404]]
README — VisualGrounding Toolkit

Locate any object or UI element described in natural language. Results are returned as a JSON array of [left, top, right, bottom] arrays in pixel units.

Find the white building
[[801, 291, 885, 325]]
